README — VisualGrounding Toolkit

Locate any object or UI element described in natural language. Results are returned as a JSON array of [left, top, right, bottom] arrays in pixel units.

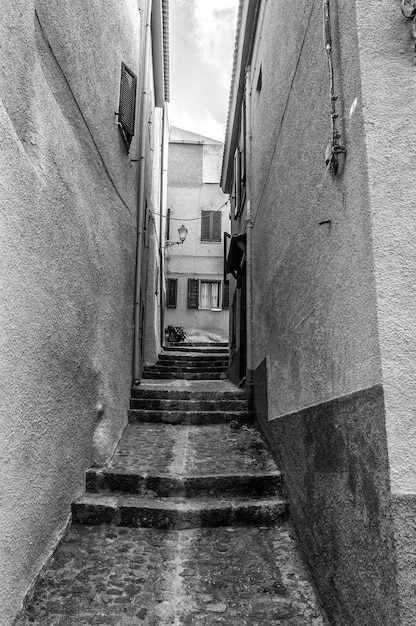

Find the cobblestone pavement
[[16, 523, 326, 626], [15, 361, 327, 625], [107, 423, 276, 476]]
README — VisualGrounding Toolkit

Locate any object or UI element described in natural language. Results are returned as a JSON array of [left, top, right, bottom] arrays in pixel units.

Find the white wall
[[165, 140, 230, 342]]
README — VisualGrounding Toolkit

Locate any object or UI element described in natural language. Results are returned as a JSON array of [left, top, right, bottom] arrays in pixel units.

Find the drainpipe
[[159, 103, 167, 347], [245, 65, 254, 399], [133, 0, 153, 384]]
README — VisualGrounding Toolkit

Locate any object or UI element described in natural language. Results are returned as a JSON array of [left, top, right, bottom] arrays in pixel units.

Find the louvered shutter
[[187, 279, 199, 308], [201, 211, 211, 241], [212, 212, 222, 242], [118, 63, 137, 149], [166, 278, 177, 308], [222, 281, 230, 310]]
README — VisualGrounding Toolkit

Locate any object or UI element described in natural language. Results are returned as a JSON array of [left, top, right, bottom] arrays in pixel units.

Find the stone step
[[86, 470, 282, 498], [144, 365, 228, 374], [156, 359, 228, 368], [130, 398, 248, 411], [128, 409, 253, 425], [72, 493, 288, 529], [163, 346, 228, 354], [86, 422, 280, 498], [131, 386, 244, 401], [165, 342, 228, 348], [159, 353, 228, 362], [142, 371, 228, 380]]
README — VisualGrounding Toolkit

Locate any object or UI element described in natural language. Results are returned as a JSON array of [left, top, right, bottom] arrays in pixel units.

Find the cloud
[[169, 108, 226, 142], [169, 0, 239, 140]]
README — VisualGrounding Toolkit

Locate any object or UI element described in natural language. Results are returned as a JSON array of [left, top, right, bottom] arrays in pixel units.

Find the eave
[[221, 0, 261, 193], [152, 0, 170, 107]]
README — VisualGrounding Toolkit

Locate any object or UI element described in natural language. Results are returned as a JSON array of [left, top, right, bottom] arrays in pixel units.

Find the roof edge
[[221, 0, 261, 193]]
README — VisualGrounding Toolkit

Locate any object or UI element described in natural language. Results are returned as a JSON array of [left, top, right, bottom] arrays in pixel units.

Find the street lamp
[[165, 224, 188, 247]]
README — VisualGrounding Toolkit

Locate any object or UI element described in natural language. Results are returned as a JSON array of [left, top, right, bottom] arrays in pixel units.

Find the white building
[[164, 127, 230, 344]]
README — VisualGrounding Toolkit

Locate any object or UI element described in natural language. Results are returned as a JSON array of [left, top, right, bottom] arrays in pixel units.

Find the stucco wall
[[354, 2, 416, 621], [165, 141, 229, 341], [355, 0, 416, 494], [0, 1, 142, 621], [250, 0, 381, 417], [242, 0, 408, 622]]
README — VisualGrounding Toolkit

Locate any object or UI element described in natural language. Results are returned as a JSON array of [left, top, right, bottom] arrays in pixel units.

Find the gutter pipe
[[159, 103, 167, 347], [245, 65, 254, 396], [133, 0, 153, 384]]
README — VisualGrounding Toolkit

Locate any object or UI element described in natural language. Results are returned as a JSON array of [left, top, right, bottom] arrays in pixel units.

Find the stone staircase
[[142, 343, 228, 380], [15, 343, 327, 625], [72, 343, 287, 529]]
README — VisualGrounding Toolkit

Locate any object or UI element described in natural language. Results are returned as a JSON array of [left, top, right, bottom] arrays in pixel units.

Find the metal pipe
[[159, 103, 168, 347], [133, 0, 153, 384], [245, 65, 254, 395]]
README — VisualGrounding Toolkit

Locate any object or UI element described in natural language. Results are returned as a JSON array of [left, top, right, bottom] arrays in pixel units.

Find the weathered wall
[[165, 139, 229, 342], [255, 362, 400, 625], [250, 0, 381, 415], [0, 0, 142, 621], [354, 1, 416, 622], [246, 0, 407, 622]]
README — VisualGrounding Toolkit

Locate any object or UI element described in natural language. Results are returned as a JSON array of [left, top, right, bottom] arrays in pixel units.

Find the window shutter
[[118, 62, 137, 150], [212, 212, 222, 242], [166, 208, 171, 241], [166, 278, 177, 308], [201, 211, 211, 241], [187, 278, 199, 308], [222, 281, 230, 310]]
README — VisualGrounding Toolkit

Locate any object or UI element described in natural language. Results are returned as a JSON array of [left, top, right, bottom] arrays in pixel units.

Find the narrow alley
[[15, 345, 325, 625]]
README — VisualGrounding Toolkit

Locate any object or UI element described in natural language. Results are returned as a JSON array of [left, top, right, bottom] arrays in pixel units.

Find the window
[[231, 97, 247, 219], [166, 208, 171, 241], [166, 278, 177, 308], [187, 279, 199, 309], [201, 210, 222, 242], [199, 281, 221, 309], [118, 62, 137, 152], [187, 279, 228, 310]]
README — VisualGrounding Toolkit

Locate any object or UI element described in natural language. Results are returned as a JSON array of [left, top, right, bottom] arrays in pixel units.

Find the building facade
[[0, 0, 168, 622], [222, 1, 416, 624], [163, 127, 230, 344]]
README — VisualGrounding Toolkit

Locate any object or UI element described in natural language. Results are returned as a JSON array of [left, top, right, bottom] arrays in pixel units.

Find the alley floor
[[15, 346, 326, 625]]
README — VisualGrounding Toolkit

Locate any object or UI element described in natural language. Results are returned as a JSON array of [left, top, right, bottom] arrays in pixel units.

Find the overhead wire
[[149, 199, 230, 222]]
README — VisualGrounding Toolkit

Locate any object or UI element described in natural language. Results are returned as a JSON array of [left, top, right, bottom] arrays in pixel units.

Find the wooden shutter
[[212, 212, 222, 242], [166, 208, 171, 241], [222, 281, 230, 310], [166, 278, 177, 308], [201, 210, 221, 242], [187, 279, 199, 308], [118, 62, 137, 150], [201, 211, 211, 241]]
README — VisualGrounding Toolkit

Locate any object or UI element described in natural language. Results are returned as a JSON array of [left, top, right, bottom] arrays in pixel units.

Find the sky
[[168, 0, 239, 142]]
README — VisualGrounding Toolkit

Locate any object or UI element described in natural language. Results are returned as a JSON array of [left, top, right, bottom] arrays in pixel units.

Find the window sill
[[199, 307, 223, 311]]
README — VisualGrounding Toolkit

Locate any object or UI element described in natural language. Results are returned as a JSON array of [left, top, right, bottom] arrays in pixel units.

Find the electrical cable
[[150, 199, 230, 222]]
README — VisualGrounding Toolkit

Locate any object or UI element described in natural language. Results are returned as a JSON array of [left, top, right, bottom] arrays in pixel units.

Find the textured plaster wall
[[354, 2, 416, 621], [0, 1, 141, 621], [245, 0, 408, 622], [165, 142, 229, 341], [250, 0, 381, 417], [355, 0, 416, 494], [254, 362, 400, 625]]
